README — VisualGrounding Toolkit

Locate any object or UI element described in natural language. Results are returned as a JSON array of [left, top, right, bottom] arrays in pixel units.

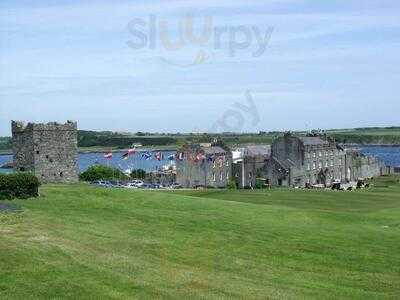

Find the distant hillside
[[0, 137, 11, 151], [0, 127, 399, 152], [326, 127, 400, 145], [78, 130, 178, 148]]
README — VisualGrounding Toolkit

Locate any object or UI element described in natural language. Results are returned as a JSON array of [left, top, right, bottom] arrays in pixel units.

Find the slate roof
[[244, 145, 271, 157], [203, 146, 227, 155], [299, 136, 329, 146], [271, 157, 295, 171]]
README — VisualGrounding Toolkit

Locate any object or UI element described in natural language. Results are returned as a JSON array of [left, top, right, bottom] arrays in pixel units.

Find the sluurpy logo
[[127, 15, 274, 67]]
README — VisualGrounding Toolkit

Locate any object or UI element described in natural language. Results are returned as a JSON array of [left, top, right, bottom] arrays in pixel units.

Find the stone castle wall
[[12, 121, 79, 183]]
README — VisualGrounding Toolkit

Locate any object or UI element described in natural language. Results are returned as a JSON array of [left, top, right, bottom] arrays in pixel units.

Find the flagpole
[[112, 152, 115, 182], [204, 159, 207, 188]]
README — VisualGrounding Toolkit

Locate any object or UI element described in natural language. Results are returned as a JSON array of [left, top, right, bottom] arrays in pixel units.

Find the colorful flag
[[141, 151, 152, 160], [122, 148, 136, 160], [104, 152, 113, 159], [155, 151, 164, 161], [196, 153, 205, 162], [168, 154, 175, 161], [207, 154, 214, 162], [176, 152, 184, 161]]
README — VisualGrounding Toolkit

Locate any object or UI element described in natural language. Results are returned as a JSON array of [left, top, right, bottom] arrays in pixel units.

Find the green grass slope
[[1, 177, 400, 299]]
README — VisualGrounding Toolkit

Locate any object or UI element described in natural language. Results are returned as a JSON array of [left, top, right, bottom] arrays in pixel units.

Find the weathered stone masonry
[[176, 144, 232, 188], [12, 121, 79, 183]]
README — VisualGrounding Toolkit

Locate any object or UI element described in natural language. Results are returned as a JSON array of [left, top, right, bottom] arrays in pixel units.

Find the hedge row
[[0, 173, 40, 200]]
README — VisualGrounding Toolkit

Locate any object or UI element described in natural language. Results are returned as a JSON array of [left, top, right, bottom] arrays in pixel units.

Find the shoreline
[[342, 144, 400, 147], [1, 143, 400, 156], [0, 146, 179, 156]]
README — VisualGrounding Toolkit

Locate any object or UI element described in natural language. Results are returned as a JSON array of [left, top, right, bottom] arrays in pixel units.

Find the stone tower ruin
[[11, 121, 79, 183]]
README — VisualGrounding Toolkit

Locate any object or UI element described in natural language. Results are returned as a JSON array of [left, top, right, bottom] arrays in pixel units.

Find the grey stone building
[[12, 121, 79, 183], [232, 145, 271, 188], [262, 133, 346, 187], [176, 143, 232, 188], [344, 149, 385, 181], [261, 132, 385, 187]]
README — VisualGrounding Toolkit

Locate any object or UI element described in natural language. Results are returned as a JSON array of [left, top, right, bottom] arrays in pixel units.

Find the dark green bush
[[130, 169, 146, 179], [227, 179, 237, 190], [255, 178, 267, 189], [0, 172, 40, 200], [79, 165, 128, 182]]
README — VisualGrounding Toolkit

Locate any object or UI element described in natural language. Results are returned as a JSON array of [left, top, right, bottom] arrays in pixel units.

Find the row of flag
[[103, 149, 226, 163], [104, 149, 172, 161]]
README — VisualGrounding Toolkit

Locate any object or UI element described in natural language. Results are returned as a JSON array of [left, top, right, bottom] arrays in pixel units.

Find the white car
[[127, 180, 144, 188], [169, 183, 182, 189], [125, 183, 138, 189]]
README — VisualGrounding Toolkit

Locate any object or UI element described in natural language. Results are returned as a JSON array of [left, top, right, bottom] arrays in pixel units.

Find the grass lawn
[[1, 177, 400, 299]]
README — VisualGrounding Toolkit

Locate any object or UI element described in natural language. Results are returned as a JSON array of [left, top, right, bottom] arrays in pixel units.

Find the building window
[[318, 161, 322, 169], [226, 161, 229, 167], [36, 151, 40, 155], [325, 151, 328, 157], [213, 161, 216, 168], [331, 159, 334, 167], [331, 150, 334, 156], [307, 163, 310, 171], [319, 151, 322, 157], [313, 152, 316, 158], [220, 172, 223, 181], [325, 161, 328, 168], [226, 173, 229, 180], [312, 162, 316, 170], [212, 173, 216, 181]]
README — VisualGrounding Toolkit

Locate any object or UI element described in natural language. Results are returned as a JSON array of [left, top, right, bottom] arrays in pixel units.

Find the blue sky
[[1, 0, 399, 135]]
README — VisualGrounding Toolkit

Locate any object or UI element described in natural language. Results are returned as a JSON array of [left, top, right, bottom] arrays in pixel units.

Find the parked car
[[357, 178, 366, 189], [169, 183, 182, 189], [151, 184, 164, 189], [140, 183, 153, 189], [91, 180, 112, 188], [125, 182, 139, 189], [331, 179, 341, 190], [131, 180, 144, 187]]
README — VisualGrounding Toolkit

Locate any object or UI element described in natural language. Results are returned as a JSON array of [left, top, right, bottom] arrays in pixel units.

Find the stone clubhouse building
[[231, 132, 386, 188], [175, 142, 232, 188]]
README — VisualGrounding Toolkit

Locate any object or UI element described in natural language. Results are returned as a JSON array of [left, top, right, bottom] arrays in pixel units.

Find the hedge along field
[[0, 176, 400, 299], [0, 173, 40, 200]]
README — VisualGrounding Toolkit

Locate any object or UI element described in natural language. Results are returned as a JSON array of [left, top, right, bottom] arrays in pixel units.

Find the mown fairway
[[1, 177, 400, 299]]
